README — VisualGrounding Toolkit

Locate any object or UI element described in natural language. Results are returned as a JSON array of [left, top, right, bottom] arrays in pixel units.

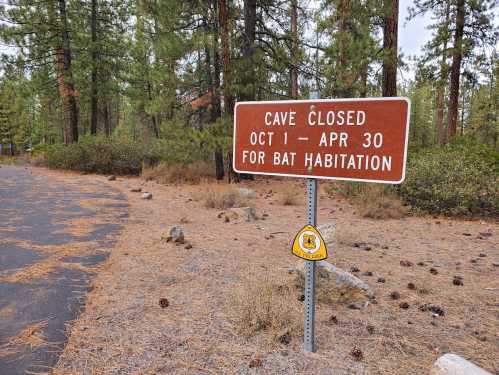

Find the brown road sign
[[233, 97, 411, 183]]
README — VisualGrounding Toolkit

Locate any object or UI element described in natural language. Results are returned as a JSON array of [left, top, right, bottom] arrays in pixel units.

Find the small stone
[[224, 216, 230, 223], [168, 226, 184, 244], [470, 259, 478, 264], [159, 298, 169, 308], [248, 357, 262, 368], [141, 192, 153, 200], [429, 268, 438, 275], [362, 271, 373, 277], [462, 233, 472, 236], [400, 260, 413, 267], [350, 266, 360, 273], [364, 246, 372, 251], [350, 347, 363, 361], [377, 277, 386, 283], [417, 262, 425, 266], [381, 245, 389, 250], [297, 294, 305, 302], [184, 244, 192, 250], [478, 253, 487, 258], [407, 282, 416, 290], [390, 291, 400, 300], [452, 276, 463, 286], [130, 187, 142, 192], [107, 175, 116, 181], [493, 262, 499, 267], [399, 302, 410, 309]]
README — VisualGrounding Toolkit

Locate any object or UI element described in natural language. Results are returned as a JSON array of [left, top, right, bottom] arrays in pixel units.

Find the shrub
[[40, 136, 159, 175], [400, 142, 498, 217], [202, 187, 246, 209], [327, 182, 407, 219], [279, 187, 300, 206], [231, 271, 301, 342], [142, 161, 215, 184]]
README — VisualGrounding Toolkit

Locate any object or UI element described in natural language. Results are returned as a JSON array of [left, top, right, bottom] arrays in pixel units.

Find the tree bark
[[48, 0, 79, 143], [336, 0, 348, 97], [241, 0, 257, 101], [212, 0, 222, 121], [447, 0, 465, 140], [218, 0, 233, 114], [290, 0, 298, 99], [360, 64, 368, 98], [382, 0, 398, 97], [435, 0, 451, 144], [90, 0, 98, 135]]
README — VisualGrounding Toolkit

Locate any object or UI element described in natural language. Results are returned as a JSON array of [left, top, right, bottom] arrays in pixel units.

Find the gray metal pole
[[304, 178, 317, 352], [304, 89, 320, 352]]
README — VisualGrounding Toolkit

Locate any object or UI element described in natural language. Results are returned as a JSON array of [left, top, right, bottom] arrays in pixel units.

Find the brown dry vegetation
[[278, 186, 300, 206], [0, 321, 53, 357], [329, 183, 408, 220], [201, 187, 247, 209], [18, 169, 497, 375], [232, 270, 302, 342], [142, 161, 214, 185]]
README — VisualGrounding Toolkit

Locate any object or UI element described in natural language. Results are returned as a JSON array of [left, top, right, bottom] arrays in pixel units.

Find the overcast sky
[[399, 0, 433, 58]]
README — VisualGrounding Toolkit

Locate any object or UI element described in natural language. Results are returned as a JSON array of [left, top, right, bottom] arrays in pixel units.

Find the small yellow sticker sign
[[292, 225, 328, 261]]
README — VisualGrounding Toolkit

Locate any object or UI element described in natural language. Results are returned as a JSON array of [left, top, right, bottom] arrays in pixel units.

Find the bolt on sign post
[[232, 94, 411, 352]]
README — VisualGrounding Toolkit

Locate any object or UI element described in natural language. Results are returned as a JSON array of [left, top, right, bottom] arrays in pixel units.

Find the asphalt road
[[0, 165, 127, 374]]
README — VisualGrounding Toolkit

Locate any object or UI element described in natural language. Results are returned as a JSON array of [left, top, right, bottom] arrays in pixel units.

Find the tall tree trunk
[[48, 0, 79, 143], [218, 0, 233, 114], [90, 0, 98, 135], [103, 101, 110, 136], [447, 0, 465, 140], [290, 0, 298, 99], [360, 64, 368, 97], [212, 0, 222, 121], [435, 0, 451, 144], [146, 80, 159, 138], [241, 0, 257, 101], [382, 0, 398, 97], [336, 0, 348, 97], [211, 0, 224, 180]]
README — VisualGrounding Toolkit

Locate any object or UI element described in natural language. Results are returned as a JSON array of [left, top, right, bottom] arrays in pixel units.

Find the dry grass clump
[[142, 161, 214, 184], [279, 187, 300, 206], [231, 271, 302, 343], [202, 188, 247, 209], [356, 193, 408, 220], [328, 182, 408, 219]]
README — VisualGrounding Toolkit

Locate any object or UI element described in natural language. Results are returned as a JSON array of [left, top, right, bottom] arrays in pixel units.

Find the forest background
[[0, 0, 497, 216]]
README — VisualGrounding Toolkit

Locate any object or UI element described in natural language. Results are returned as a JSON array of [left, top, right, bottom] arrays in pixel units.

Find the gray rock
[[167, 226, 184, 244], [229, 207, 258, 222], [430, 354, 492, 375], [294, 261, 374, 305], [236, 188, 256, 198], [141, 192, 153, 200], [317, 222, 336, 244]]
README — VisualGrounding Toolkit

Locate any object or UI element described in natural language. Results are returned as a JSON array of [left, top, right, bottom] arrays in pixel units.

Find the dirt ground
[[38, 169, 498, 375]]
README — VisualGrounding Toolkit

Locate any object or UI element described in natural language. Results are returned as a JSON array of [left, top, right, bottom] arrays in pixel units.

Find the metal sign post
[[231, 91, 411, 353], [304, 177, 317, 352], [304, 90, 319, 352]]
